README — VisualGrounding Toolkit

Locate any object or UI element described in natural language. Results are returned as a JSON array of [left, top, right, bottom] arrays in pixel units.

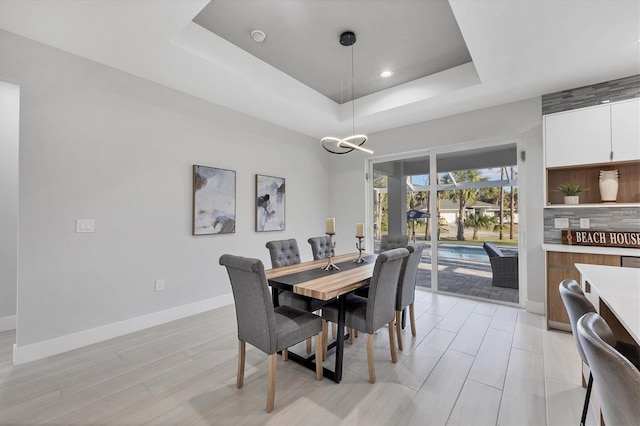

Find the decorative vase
[[599, 170, 618, 203], [564, 195, 579, 205]]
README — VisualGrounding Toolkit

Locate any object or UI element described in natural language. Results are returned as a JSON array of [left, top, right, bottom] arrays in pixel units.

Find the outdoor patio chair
[[483, 242, 518, 289]]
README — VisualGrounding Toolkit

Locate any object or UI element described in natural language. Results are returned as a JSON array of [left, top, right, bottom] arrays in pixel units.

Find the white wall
[[0, 81, 19, 331], [0, 30, 332, 359], [327, 98, 545, 310]]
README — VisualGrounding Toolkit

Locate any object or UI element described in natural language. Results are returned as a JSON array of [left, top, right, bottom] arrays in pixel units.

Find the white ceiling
[[0, 0, 638, 140]]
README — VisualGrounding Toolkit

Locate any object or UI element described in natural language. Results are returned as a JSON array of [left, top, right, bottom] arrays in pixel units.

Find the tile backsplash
[[542, 74, 639, 115], [544, 206, 640, 244]]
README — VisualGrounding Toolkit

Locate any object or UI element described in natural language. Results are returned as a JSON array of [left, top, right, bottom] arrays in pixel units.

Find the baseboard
[[0, 315, 16, 331], [525, 300, 545, 315], [13, 293, 233, 365]]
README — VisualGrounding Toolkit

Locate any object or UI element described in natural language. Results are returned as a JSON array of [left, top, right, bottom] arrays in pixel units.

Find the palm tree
[[464, 214, 498, 240], [440, 170, 487, 240]]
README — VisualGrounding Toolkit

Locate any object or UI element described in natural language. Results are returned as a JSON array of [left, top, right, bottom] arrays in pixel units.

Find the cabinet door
[[545, 106, 611, 167], [546, 252, 620, 330], [611, 99, 640, 162]]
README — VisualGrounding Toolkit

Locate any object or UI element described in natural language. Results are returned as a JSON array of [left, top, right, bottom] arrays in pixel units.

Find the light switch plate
[[580, 218, 590, 229], [76, 219, 94, 233], [554, 218, 569, 229]]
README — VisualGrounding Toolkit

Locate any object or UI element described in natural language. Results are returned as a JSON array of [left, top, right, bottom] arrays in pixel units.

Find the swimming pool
[[430, 245, 517, 262]]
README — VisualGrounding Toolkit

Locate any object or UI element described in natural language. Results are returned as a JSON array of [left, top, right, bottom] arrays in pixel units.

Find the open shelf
[[546, 160, 640, 205], [545, 202, 640, 208]]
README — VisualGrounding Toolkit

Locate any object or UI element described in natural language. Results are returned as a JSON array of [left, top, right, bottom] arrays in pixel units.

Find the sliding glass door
[[369, 145, 520, 304]]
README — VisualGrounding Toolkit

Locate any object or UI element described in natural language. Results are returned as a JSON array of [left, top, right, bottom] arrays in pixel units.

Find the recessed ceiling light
[[251, 30, 266, 43], [380, 70, 394, 78]]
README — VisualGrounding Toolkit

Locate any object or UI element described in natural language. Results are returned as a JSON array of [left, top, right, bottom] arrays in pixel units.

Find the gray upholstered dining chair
[[395, 242, 425, 351], [265, 239, 321, 311], [308, 236, 332, 260], [321, 247, 409, 383], [379, 234, 409, 252], [219, 254, 323, 413], [577, 312, 640, 426], [266, 239, 325, 354]]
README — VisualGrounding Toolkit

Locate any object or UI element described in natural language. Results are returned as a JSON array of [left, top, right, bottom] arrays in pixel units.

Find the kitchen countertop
[[575, 263, 640, 344], [542, 243, 640, 257]]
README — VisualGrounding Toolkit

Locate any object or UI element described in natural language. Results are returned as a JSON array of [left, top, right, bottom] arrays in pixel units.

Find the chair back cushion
[[578, 312, 640, 426], [366, 247, 409, 332], [265, 239, 301, 268], [307, 236, 331, 260], [219, 254, 276, 354], [396, 242, 425, 310], [483, 242, 504, 258], [380, 234, 409, 252], [558, 279, 608, 364]]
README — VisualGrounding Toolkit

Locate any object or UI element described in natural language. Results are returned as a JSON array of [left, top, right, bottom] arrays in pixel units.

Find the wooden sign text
[[561, 230, 640, 248]]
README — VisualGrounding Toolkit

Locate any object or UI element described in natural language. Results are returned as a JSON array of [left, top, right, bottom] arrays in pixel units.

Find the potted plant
[[557, 183, 588, 205]]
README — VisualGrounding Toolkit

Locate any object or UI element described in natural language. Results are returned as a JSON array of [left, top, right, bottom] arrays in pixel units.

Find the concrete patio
[[415, 252, 519, 304], [374, 240, 519, 304]]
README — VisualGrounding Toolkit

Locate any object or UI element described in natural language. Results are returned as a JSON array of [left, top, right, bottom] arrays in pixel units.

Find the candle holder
[[354, 236, 367, 263], [321, 233, 340, 271]]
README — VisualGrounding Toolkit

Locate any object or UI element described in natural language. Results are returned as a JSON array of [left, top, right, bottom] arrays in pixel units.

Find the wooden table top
[[265, 252, 377, 301]]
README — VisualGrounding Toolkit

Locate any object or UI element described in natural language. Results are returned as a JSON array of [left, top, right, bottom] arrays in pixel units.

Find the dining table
[[265, 252, 377, 383]]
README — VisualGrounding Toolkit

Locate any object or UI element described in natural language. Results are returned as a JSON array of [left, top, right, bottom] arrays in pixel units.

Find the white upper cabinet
[[544, 105, 611, 168], [611, 99, 640, 162], [544, 98, 640, 168]]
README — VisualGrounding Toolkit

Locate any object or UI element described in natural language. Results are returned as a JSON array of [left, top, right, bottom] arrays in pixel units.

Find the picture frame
[[193, 165, 236, 235], [256, 174, 285, 232]]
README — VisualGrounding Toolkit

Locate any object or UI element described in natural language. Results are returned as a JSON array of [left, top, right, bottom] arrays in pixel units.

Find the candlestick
[[354, 236, 367, 263], [321, 232, 340, 271], [326, 217, 335, 234]]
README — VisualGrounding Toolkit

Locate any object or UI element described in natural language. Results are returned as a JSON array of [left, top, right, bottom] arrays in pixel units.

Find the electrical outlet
[[554, 218, 569, 229], [580, 218, 590, 229], [76, 219, 95, 233], [155, 279, 165, 292]]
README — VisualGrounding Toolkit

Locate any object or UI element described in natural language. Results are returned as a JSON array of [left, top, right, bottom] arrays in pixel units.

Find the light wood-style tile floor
[[0, 290, 596, 425]]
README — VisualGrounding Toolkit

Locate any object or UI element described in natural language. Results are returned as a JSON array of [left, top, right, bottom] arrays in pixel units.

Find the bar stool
[[577, 312, 640, 426]]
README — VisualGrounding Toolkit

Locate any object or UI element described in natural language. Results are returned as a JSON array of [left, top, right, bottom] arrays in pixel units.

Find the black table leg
[[272, 288, 280, 307], [334, 294, 347, 382], [402, 308, 406, 329]]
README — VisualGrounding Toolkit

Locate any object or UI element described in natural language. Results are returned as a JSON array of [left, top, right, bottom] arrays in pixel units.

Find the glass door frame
[[365, 140, 526, 307]]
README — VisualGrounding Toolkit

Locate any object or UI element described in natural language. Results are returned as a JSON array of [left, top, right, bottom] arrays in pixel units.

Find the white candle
[[326, 217, 335, 234], [356, 223, 364, 238]]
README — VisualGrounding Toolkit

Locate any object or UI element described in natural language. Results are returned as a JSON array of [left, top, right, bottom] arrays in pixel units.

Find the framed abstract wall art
[[256, 174, 285, 232], [193, 165, 236, 235]]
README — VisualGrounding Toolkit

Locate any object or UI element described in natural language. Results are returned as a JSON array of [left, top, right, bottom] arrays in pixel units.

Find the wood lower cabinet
[[546, 251, 620, 330]]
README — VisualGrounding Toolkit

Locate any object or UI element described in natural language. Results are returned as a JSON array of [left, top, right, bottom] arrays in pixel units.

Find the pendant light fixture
[[321, 31, 372, 155]]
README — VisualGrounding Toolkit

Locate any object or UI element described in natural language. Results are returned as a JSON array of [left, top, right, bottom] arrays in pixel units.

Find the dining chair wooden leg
[[282, 348, 288, 361], [332, 323, 337, 338], [388, 322, 398, 363], [349, 328, 355, 345], [315, 331, 323, 380], [322, 320, 328, 361], [409, 303, 417, 336], [367, 333, 376, 384], [395, 310, 403, 351], [266, 353, 277, 413], [237, 340, 245, 388], [306, 338, 312, 354]]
